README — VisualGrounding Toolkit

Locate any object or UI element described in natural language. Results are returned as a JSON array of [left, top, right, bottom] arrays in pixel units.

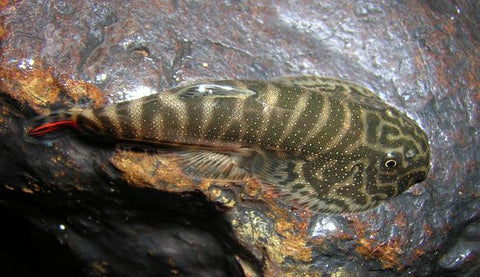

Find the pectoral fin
[[250, 150, 327, 211], [250, 150, 376, 214]]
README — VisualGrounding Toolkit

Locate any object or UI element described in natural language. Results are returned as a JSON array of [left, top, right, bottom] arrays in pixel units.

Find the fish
[[28, 75, 430, 214]]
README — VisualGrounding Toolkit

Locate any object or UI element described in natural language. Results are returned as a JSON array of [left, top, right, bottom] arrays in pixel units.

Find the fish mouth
[[408, 167, 429, 185], [415, 171, 428, 183]]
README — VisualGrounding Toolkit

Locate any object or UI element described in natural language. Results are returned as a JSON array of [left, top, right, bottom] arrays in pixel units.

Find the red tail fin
[[28, 120, 79, 137]]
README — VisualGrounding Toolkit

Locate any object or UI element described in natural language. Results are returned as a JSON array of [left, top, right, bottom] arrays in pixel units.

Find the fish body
[[29, 76, 430, 214]]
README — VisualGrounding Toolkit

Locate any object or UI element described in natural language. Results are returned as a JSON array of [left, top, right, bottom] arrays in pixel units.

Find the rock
[[0, 0, 479, 276]]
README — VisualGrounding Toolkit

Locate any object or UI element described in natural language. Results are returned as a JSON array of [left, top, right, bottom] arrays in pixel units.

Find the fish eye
[[382, 151, 401, 169], [384, 159, 397, 168]]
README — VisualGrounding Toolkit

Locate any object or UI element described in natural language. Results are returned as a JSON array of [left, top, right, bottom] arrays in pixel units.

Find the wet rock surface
[[1, 0, 479, 276]]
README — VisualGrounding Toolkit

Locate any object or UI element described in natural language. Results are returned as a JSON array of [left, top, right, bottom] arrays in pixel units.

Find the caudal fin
[[26, 111, 79, 138], [28, 119, 79, 136]]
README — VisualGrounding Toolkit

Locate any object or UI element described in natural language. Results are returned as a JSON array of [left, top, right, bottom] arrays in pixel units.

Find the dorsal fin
[[167, 82, 257, 99]]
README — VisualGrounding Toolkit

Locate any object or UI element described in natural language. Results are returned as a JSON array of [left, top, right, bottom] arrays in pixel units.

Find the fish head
[[271, 105, 431, 214], [370, 108, 430, 196]]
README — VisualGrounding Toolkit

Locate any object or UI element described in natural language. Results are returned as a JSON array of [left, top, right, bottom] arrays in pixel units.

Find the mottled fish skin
[[70, 76, 430, 214]]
